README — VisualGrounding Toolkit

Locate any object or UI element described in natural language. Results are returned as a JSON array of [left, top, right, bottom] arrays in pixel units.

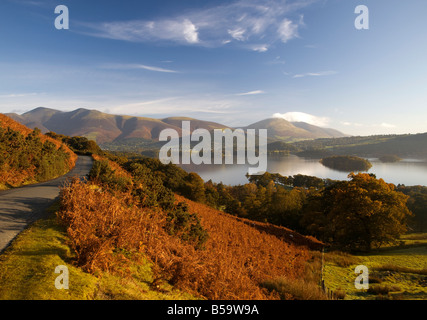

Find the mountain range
[[5, 107, 348, 144]]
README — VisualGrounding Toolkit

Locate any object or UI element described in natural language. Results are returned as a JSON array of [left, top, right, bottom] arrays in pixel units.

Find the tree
[[307, 173, 412, 252], [182, 172, 206, 203], [407, 193, 427, 232], [270, 187, 307, 230], [398, 186, 427, 232], [246, 172, 273, 187]]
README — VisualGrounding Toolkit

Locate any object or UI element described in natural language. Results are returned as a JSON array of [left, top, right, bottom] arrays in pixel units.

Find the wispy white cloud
[[380, 122, 396, 128], [341, 121, 396, 129], [251, 44, 269, 52], [236, 90, 265, 96], [293, 70, 338, 78], [339, 121, 399, 134], [267, 56, 286, 65], [182, 19, 199, 44], [79, 0, 314, 50], [228, 28, 247, 41], [341, 121, 363, 127], [82, 18, 199, 45], [8, 0, 46, 7], [0, 92, 41, 98], [273, 112, 330, 127], [109, 96, 242, 116], [278, 18, 299, 43], [100, 63, 178, 73], [0, 92, 244, 119]]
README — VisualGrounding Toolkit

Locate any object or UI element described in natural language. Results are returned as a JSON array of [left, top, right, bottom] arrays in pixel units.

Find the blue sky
[[0, 0, 426, 135]]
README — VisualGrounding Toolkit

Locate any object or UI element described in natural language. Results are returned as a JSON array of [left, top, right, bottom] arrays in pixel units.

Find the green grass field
[[323, 234, 427, 300]]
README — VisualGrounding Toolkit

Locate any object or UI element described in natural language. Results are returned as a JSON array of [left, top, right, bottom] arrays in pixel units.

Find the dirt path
[[0, 156, 93, 253]]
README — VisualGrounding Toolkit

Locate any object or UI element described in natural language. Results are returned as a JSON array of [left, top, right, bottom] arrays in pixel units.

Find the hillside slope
[[0, 114, 77, 189], [177, 194, 325, 251], [53, 153, 327, 300]]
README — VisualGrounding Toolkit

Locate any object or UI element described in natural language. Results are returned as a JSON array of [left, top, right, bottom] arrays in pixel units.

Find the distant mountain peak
[[162, 116, 195, 121], [23, 106, 60, 115], [245, 117, 347, 141], [8, 107, 348, 144]]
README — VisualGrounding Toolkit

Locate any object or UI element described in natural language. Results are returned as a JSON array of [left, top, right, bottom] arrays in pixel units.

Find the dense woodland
[[397, 185, 427, 233]]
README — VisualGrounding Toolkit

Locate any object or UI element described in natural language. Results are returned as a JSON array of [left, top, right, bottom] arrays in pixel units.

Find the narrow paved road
[[0, 156, 93, 253]]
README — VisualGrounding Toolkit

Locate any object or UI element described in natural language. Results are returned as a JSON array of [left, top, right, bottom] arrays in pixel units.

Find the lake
[[179, 155, 427, 186]]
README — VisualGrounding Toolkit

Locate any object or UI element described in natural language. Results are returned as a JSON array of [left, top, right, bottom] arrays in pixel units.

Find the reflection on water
[[178, 155, 427, 186]]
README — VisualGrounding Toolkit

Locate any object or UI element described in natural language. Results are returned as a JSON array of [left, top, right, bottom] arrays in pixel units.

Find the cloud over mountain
[[273, 112, 330, 127]]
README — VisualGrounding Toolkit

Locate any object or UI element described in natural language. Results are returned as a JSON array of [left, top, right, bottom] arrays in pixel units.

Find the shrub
[[368, 284, 392, 295], [334, 288, 346, 300], [88, 159, 132, 192], [165, 202, 208, 250], [60, 135, 102, 155], [0, 116, 75, 187]]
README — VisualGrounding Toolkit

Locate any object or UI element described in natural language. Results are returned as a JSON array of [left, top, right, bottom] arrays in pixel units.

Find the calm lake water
[[179, 155, 427, 186]]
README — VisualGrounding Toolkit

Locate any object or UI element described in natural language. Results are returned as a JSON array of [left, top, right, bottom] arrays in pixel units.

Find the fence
[[321, 279, 345, 300], [320, 248, 345, 300]]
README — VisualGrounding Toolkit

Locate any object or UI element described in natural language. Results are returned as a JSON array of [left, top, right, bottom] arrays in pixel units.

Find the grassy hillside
[[0, 114, 77, 189]]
